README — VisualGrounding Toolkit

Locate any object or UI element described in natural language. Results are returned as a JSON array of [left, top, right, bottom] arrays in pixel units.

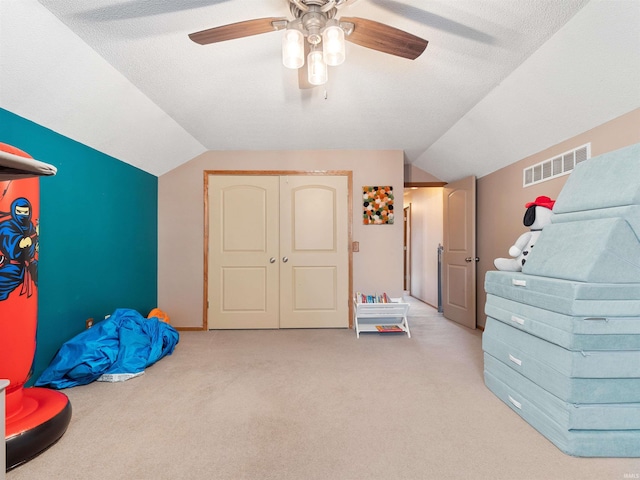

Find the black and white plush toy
[[494, 195, 555, 272]]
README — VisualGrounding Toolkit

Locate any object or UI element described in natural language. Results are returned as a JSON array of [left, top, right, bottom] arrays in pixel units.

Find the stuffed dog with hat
[[494, 196, 555, 272]]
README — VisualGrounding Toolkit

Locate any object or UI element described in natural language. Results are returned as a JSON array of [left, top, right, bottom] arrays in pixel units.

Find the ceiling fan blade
[[76, 0, 233, 21], [368, 0, 494, 44], [341, 17, 428, 60], [189, 17, 287, 45]]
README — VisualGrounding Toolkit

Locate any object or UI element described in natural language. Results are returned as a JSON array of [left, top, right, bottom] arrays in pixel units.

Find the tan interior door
[[208, 175, 280, 329], [208, 174, 349, 329], [279, 175, 349, 328], [442, 176, 477, 329]]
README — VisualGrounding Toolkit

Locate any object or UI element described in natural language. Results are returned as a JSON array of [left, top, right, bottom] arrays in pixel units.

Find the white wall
[[158, 149, 405, 328], [404, 187, 443, 308]]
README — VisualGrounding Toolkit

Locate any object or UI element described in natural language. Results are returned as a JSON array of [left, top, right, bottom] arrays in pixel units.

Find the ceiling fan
[[188, 0, 428, 87]]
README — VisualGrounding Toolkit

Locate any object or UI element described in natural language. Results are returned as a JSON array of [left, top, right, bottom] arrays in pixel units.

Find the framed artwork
[[363, 186, 394, 224]]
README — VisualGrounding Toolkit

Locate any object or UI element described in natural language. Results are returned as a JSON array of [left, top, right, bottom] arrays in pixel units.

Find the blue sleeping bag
[[35, 308, 179, 389]]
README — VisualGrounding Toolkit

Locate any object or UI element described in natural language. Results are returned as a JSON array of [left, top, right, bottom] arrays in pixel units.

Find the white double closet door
[[208, 174, 349, 329]]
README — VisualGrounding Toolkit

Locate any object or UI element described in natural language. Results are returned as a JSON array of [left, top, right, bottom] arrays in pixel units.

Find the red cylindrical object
[[0, 143, 70, 470], [0, 144, 40, 416]]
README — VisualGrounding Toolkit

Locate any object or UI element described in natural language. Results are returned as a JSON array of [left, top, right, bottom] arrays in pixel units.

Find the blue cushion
[[483, 350, 640, 404], [553, 143, 640, 214], [484, 365, 640, 457], [522, 218, 640, 283], [484, 353, 640, 430], [552, 204, 640, 239], [485, 271, 640, 316], [485, 294, 640, 350], [483, 317, 640, 378]]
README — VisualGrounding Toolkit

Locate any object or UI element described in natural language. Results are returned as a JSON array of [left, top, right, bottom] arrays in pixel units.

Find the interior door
[[208, 175, 280, 329], [442, 176, 477, 329], [208, 174, 349, 329], [279, 175, 349, 328]]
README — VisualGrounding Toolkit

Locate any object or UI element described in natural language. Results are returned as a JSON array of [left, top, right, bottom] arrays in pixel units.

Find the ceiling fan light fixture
[[307, 46, 328, 86], [322, 21, 345, 66], [188, 0, 429, 90], [282, 28, 305, 69]]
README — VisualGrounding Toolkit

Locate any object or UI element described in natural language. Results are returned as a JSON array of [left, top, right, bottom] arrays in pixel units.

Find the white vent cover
[[523, 143, 591, 187]]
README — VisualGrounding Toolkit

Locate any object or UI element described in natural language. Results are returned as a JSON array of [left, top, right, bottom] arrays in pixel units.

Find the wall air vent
[[523, 143, 590, 187]]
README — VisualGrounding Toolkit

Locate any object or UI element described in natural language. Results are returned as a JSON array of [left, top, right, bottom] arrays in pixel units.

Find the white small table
[[353, 298, 411, 338]]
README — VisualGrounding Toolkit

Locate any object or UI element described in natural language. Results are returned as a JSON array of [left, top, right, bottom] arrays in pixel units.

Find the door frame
[[403, 205, 411, 292], [203, 170, 353, 330]]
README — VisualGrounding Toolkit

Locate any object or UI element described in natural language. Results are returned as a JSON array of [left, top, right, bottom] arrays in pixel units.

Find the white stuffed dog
[[494, 196, 555, 272]]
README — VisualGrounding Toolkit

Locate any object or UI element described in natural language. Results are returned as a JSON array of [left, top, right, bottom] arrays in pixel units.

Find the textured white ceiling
[[1, 0, 639, 179]]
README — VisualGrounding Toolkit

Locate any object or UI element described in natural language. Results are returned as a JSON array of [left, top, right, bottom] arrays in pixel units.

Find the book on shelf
[[375, 325, 404, 332], [355, 292, 392, 304]]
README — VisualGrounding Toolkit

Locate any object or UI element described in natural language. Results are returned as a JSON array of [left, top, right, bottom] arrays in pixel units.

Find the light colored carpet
[[7, 297, 639, 480]]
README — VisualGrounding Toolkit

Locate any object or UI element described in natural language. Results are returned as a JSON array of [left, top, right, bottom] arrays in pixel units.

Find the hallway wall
[[403, 187, 443, 309]]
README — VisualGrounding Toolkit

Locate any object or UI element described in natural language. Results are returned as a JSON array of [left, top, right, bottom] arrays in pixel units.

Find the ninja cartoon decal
[[0, 195, 39, 301]]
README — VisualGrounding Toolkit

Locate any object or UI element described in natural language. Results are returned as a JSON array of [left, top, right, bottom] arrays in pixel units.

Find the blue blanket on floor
[[35, 308, 179, 389]]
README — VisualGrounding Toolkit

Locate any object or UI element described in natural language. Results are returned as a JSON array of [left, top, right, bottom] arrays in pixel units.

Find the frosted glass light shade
[[307, 49, 328, 85], [282, 29, 304, 69], [322, 25, 345, 66]]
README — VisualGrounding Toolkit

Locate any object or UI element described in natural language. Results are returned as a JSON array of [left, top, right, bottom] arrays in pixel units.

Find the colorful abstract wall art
[[363, 186, 394, 225]]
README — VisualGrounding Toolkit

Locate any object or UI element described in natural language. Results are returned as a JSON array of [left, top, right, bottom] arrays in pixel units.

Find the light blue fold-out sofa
[[483, 142, 640, 457]]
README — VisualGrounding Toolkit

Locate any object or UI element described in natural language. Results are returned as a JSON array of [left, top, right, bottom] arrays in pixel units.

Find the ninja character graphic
[[0, 197, 38, 301]]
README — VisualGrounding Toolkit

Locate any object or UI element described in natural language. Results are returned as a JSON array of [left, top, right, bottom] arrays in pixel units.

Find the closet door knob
[[269, 257, 276, 264], [282, 257, 288, 263]]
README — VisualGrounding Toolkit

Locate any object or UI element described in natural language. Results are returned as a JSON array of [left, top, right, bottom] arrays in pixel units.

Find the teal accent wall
[[1, 109, 158, 384]]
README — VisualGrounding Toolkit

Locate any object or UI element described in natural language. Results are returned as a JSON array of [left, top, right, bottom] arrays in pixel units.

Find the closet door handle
[[282, 257, 288, 263], [269, 257, 276, 264]]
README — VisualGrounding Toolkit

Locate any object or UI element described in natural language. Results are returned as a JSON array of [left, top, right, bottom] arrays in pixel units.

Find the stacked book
[[356, 292, 392, 304]]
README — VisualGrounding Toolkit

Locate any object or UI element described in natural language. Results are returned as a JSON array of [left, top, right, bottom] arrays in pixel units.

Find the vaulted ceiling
[[1, 1, 638, 179]]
